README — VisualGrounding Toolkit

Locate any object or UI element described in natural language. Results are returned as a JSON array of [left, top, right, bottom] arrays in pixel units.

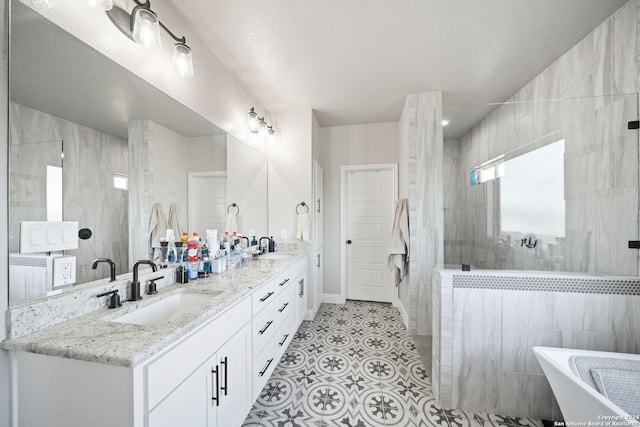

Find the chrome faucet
[[91, 258, 116, 282], [130, 260, 157, 301]]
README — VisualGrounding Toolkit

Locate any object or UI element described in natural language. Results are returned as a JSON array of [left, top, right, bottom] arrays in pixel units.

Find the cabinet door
[[148, 355, 212, 427], [217, 322, 252, 427]]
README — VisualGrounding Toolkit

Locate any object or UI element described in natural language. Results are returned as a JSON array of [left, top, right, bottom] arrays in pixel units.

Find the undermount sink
[[110, 291, 221, 326]]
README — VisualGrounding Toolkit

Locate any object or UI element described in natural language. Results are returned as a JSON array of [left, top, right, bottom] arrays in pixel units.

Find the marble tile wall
[[404, 92, 444, 336], [443, 1, 640, 276], [432, 269, 640, 420], [9, 102, 128, 287]]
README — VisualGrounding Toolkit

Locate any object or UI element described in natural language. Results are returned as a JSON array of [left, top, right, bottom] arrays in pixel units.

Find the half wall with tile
[[432, 269, 640, 421]]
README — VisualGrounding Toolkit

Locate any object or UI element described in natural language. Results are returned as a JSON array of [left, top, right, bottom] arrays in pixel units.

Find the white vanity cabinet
[[148, 322, 252, 427], [12, 256, 308, 427], [14, 296, 253, 427], [251, 258, 306, 401]]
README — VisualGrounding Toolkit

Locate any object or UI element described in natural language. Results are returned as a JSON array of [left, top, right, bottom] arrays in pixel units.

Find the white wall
[[267, 107, 313, 244], [317, 122, 399, 297], [187, 135, 227, 173]]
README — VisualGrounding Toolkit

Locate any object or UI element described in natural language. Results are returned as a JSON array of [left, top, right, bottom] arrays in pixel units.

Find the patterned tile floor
[[243, 300, 544, 427]]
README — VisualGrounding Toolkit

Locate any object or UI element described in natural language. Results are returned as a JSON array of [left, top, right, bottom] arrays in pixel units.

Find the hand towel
[[296, 213, 311, 241], [225, 213, 238, 234], [167, 203, 182, 238], [148, 203, 167, 250], [388, 199, 409, 286]]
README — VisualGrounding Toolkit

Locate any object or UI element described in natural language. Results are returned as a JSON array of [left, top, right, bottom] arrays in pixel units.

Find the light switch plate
[[281, 229, 287, 240]]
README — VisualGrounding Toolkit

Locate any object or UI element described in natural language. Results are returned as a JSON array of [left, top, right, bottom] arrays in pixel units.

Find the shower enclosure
[[442, 94, 639, 276]]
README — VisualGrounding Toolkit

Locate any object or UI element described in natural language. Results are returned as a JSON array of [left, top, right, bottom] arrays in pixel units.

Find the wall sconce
[[97, 0, 194, 77], [247, 107, 276, 142]]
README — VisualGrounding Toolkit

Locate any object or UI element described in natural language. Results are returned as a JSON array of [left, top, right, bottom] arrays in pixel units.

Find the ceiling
[[172, 0, 629, 136]]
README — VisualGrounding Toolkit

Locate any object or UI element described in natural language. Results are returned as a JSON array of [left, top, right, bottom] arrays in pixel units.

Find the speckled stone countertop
[[2, 252, 306, 368]]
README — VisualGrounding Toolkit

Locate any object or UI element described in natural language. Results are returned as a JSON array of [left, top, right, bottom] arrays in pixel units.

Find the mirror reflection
[[8, 0, 268, 305]]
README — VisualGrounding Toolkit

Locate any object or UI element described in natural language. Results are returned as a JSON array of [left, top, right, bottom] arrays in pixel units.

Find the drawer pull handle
[[279, 278, 290, 287], [259, 321, 273, 335], [211, 366, 219, 406], [220, 357, 228, 396], [298, 279, 304, 297], [260, 291, 274, 302], [278, 302, 289, 313], [279, 334, 289, 347], [259, 358, 274, 377]]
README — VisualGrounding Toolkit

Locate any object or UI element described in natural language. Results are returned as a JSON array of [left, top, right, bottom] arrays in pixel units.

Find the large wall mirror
[[8, 0, 268, 305]]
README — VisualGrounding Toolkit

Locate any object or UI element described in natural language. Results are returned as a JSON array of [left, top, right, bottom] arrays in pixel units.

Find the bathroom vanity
[[4, 253, 307, 427]]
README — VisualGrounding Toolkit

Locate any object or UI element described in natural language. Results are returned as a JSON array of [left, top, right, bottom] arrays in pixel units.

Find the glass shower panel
[[442, 94, 639, 276]]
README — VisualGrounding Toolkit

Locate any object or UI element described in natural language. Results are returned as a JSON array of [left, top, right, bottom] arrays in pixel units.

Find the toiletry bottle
[[188, 233, 199, 263], [269, 236, 276, 252]]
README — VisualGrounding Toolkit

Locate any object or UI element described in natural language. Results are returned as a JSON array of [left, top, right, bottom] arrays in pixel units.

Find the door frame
[[339, 163, 399, 306], [187, 171, 227, 235]]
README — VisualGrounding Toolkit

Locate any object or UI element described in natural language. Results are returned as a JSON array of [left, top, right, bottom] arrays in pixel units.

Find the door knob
[[346, 240, 352, 244]]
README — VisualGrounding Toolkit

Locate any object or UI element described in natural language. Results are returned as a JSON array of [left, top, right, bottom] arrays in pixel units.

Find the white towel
[[148, 203, 167, 249], [296, 213, 311, 241], [167, 203, 182, 238], [388, 199, 409, 286], [225, 214, 238, 234]]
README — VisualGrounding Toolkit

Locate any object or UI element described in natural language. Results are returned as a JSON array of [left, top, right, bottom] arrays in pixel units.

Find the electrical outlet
[[281, 229, 287, 240], [53, 256, 76, 287]]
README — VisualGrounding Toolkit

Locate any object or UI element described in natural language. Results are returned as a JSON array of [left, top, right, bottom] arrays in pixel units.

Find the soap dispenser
[[268, 236, 276, 252]]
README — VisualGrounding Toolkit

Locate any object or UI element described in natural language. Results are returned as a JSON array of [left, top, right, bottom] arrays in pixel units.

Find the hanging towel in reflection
[[296, 213, 311, 241], [388, 199, 409, 286], [225, 213, 238, 234], [167, 203, 182, 238], [148, 203, 167, 249]]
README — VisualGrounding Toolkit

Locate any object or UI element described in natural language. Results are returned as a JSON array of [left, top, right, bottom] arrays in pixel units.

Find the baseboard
[[397, 300, 409, 329], [322, 294, 346, 305], [304, 309, 315, 321]]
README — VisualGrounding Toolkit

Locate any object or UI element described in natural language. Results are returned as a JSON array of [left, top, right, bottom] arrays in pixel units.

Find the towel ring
[[227, 203, 240, 215], [296, 202, 309, 215]]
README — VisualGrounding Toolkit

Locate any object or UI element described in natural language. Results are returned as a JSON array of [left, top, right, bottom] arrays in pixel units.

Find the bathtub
[[533, 347, 640, 425]]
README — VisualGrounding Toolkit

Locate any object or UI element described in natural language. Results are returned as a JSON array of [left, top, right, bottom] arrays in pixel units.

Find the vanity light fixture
[[248, 107, 259, 133], [87, 0, 113, 11], [105, 0, 194, 77], [441, 119, 450, 127]]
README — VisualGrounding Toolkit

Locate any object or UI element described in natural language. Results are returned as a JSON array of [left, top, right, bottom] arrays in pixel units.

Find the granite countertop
[[2, 252, 306, 368]]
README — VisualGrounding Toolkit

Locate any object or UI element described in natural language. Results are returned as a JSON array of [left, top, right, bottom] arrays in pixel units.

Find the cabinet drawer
[[273, 284, 294, 331], [146, 296, 251, 412], [252, 302, 275, 359], [253, 343, 275, 401], [252, 280, 275, 315], [274, 316, 294, 362]]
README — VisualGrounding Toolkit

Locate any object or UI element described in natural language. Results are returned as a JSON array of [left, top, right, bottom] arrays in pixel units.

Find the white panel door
[[188, 172, 227, 237], [345, 168, 395, 302], [313, 160, 323, 251]]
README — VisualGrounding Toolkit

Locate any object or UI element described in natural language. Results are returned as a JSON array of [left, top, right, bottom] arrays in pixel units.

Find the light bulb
[[258, 117, 268, 140], [248, 108, 259, 133], [87, 0, 113, 10], [172, 43, 194, 77], [132, 8, 161, 50]]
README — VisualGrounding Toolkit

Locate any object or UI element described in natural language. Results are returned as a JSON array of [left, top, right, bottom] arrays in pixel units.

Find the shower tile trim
[[442, 270, 640, 295]]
